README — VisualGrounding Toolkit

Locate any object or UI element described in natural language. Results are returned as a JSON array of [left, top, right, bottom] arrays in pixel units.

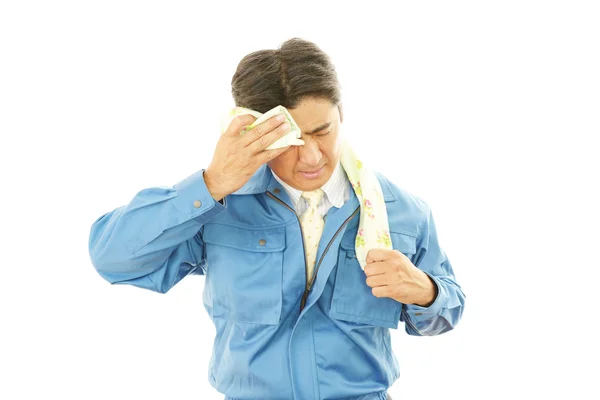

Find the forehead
[[288, 98, 337, 127]]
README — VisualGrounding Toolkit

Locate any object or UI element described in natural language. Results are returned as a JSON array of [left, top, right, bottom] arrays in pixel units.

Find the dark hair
[[231, 38, 342, 113]]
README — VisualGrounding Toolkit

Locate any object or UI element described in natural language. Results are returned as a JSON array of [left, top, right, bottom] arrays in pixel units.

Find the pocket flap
[[390, 231, 417, 254], [203, 223, 285, 252], [340, 229, 417, 255]]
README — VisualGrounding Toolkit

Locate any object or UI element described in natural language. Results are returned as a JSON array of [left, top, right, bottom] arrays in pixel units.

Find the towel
[[221, 105, 392, 269], [222, 106, 305, 149]]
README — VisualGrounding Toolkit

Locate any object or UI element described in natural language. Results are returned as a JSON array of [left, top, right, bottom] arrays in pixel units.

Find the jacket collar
[[230, 164, 273, 195]]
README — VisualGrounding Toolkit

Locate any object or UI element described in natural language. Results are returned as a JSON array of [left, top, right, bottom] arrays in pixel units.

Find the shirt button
[[273, 188, 281, 194], [258, 239, 267, 246], [414, 313, 422, 316], [193, 200, 202, 208]]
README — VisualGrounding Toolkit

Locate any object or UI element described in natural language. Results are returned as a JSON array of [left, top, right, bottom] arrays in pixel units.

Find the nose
[[298, 138, 322, 167]]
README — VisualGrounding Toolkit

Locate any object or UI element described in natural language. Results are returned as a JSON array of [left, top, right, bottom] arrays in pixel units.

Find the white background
[[1, 1, 599, 399]]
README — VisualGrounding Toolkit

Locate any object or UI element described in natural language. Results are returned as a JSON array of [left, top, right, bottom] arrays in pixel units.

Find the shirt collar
[[320, 162, 347, 208], [271, 162, 348, 209]]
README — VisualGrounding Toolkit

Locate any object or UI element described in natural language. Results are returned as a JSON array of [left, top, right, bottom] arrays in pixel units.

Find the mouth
[[299, 165, 325, 179]]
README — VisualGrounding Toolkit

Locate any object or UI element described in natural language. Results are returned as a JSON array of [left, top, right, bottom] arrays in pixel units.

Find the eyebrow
[[305, 122, 332, 135]]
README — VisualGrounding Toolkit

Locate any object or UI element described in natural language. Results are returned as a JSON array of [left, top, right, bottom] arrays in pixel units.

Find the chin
[[296, 182, 323, 192]]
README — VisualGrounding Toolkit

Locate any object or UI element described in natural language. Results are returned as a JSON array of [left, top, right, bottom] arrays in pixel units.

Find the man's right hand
[[204, 113, 292, 201]]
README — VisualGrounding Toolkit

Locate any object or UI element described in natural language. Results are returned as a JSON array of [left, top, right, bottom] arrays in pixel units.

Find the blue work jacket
[[88, 165, 465, 400]]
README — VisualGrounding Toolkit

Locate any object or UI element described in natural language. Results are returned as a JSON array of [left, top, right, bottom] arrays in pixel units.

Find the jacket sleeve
[[88, 169, 226, 294], [400, 205, 466, 336]]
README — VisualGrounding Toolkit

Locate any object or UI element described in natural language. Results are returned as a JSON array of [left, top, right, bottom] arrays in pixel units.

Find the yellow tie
[[300, 189, 325, 284]]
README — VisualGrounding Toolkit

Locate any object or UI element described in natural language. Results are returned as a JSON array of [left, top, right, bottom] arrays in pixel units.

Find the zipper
[[301, 206, 359, 312], [266, 191, 310, 305], [266, 191, 360, 313]]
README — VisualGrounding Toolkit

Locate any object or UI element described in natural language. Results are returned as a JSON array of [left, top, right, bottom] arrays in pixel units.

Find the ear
[[337, 103, 344, 123]]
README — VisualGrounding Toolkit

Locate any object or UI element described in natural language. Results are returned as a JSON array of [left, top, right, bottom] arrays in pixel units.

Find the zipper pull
[[299, 288, 310, 312]]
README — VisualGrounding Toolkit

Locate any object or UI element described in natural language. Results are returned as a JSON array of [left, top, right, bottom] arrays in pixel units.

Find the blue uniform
[[89, 166, 465, 400]]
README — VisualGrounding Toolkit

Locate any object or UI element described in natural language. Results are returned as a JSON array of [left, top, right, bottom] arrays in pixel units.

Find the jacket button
[[258, 239, 266, 246], [193, 200, 202, 208], [273, 188, 280, 194]]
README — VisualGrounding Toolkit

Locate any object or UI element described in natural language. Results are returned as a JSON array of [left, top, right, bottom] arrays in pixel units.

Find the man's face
[[268, 97, 343, 192]]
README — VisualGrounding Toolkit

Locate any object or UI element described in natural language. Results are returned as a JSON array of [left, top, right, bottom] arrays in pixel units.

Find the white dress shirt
[[271, 162, 351, 218]]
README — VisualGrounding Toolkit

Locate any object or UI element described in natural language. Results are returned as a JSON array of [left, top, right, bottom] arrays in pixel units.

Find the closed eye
[[306, 122, 332, 135]]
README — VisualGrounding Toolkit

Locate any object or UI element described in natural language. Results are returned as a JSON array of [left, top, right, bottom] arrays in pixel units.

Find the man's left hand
[[364, 248, 437, 307]]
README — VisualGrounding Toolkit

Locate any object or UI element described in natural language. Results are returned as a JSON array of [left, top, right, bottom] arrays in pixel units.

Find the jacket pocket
[[329, 230, 417, 329], [202, 223, 285, 325]]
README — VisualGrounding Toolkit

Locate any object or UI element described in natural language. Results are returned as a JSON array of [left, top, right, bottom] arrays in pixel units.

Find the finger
[[371, 286, 392, 298], [258, 145, 292, 164], [247, 120, 291, 154], [366, 248, 394, 264], [224, 114, 258, 137], [365, 273, 390, 288], [240, 114, 287, 148], [363, 261, 389, 277]]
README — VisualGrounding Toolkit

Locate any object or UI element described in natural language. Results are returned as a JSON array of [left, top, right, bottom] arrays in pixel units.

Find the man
[[89, 38, 465, 400]]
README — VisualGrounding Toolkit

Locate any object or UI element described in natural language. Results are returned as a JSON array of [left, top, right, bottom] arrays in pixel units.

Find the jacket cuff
[[404, 273, 447, 321], [172, 169, 226, 223]]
